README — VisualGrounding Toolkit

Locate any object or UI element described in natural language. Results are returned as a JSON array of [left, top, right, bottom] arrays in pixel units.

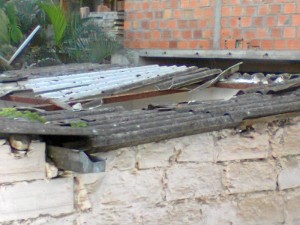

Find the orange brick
[[142, 2, 149, 10], [284, 27, 296, 38], [266, 16, 276, 27], [253, 17, 263, 27], [152, 30, 161, 39], [292, 15, 300, 26], [135, 32, 143, 39], [232, 6, 244, 16], [173, 10, 182, 19], [189, 40, 200, 49], [258, 5, 268, 15], [260, 40, 274, 50], [178, 20, 188, 29], [230, 0, 240, 4], [139, 41, 150, 48], [198, 20, 208, 27], [152, 1, 160, 10], [229, 18, 239, 27], [124, 2, 133, 11], [154, 12, 163, 19], [173, 30, 181, 39], [221, 28, 232, 38], [149, 21, 158, 29], [136, 12, 144, 19], [133, 2, 141, 10], [241, 17, 252, 27], [178, 41, 189, 49], [169, 41, 178, 48], [190, 0, 199, 8], [162, 31, 172, 39], [146, 12, 153, 19], [193, 30, 202, 38], [169, 0, 178, 8], [274, 40, 286, 49], [284, 3, 296, 13], [163, 9, 172, 19], [271, 28, 282, 38], [159, 21, 168, 29], [198, 40, 211, 49], [287, 39, 300, 49], [181, 0, 189, 8], [189, 20, 198, 28], [199, 0, 210, 7], [232, 29, 243, 39], [222, 6, 232, 17], [182, 30, 192, 39], [143, 31, 151, 39], [278, 15, 291, 26], [245, 6, 256, 16], [159, 41, 169, 49], [149, 41, 159, 48], [203, 29, 213, 38], [269, 4, 281, 14], [124, 21, 131, 30], [244, 29, 256, 39], [225, 39, 235, 49], [204, 8, 214, 18], [141, 21, 149, 29], [221, 18, 227, 27], [256, 28, 268, 38], [168, 20, 177, 29]]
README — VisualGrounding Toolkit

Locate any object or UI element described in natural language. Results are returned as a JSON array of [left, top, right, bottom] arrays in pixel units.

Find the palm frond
[[0, 9, 9, 45], [40, 2, 67, 47]]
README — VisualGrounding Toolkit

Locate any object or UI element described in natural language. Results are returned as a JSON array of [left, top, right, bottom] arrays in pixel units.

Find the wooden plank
[[0, 177, 74, 222], [0, 142, 45, 184]]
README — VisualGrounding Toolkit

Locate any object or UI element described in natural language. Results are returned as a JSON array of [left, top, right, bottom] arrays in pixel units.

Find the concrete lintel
[[138, 49, 300, 61]]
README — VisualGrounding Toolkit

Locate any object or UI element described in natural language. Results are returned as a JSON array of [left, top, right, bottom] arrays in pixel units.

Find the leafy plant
[[70, 121, 88, 128], [0, 108, 46, 123], [0, 9, 10, 45], [5, 1, 24, 45], [12, 0, 47, 35], [41, 2, 67, 47]]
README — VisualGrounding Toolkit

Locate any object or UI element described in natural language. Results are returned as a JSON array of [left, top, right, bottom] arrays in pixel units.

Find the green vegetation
[[0, 108, 46, 123], [70, 121, 88, 128], [0, 0, 124, 71]]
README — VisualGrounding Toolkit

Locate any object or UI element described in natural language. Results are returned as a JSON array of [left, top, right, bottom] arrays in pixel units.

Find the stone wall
[[3, 117, 300, 224]]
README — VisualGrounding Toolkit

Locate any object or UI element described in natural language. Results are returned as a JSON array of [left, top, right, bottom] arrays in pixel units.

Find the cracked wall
[[2, 117, 300, 224]]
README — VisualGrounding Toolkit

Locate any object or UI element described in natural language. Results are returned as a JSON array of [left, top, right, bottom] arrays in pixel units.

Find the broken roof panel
[[22, 65, 192, 101], [38, 81, 300, 151]]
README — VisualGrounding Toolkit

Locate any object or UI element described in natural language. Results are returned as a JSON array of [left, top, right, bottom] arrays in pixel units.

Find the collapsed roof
[[0, 63, 300, 153]]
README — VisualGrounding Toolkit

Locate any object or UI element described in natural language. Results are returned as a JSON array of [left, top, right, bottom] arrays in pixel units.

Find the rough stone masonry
[[4, 116, 300, 225]]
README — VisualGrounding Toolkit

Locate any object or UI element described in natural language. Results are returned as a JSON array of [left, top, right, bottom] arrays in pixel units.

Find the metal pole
[[8, 25, 41, 65]]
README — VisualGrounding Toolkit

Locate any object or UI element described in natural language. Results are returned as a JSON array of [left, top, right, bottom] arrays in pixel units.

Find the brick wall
[[124, 0, 300, 51]]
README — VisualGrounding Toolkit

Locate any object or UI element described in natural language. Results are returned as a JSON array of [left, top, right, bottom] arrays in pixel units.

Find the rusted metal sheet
[[101, 89, 188, 104]]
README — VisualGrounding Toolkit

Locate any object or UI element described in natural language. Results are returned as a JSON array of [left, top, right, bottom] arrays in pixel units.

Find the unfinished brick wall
[[124, 0, 300, 50], [124, 0, 216, 49]]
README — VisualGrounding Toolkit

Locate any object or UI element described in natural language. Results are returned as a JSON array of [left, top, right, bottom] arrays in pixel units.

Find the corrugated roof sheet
[[22, 65, 191, 101], [39, 83, 300, 152]]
